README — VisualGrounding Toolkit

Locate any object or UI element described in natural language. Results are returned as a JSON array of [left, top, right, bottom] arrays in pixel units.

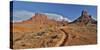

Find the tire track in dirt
[[59, 29, 69, 46]]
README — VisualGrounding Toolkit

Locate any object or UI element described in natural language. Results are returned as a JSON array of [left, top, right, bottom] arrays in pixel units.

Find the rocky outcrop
[[11, 10, 97, 49], [72, 10, 97, 25]]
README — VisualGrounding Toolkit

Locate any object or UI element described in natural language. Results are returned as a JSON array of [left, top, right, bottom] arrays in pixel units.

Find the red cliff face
[[19, 13, 49, 24], [30, 13, 48, 21]]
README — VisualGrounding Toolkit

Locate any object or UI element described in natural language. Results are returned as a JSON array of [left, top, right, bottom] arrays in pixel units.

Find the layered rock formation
[[11, 10, 97, 49]]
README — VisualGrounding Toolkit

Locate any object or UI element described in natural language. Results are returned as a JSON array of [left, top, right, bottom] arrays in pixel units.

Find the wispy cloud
[[12, 10, 71, 22], [13, 10, 34, 22], [91, 16, 97, 21], [43, 13, 71, 22]]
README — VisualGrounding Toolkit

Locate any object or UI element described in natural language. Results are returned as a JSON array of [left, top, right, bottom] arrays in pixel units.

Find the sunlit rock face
[[72, 10, 97, 25], [12, 12, 71, 23]]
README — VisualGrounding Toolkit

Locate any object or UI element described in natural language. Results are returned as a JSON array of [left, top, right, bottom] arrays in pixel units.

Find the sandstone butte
[[10, 10, 97, 49]]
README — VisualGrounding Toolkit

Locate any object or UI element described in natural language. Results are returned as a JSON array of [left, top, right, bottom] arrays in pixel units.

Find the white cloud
[[91, 16, 97, 21], [43, 13, 71, 22], [12, 10, 71, 22], [13, 10, 34, 22]]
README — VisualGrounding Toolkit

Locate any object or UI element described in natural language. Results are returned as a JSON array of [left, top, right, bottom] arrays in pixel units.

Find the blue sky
[[10, 1, 97, 22]]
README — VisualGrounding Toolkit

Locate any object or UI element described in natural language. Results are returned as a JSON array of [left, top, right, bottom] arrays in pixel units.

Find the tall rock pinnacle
[[72, 10, 97, 25]]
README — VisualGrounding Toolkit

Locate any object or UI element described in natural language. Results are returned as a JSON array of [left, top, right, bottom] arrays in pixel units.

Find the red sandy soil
[[11, 10, 97, 49]]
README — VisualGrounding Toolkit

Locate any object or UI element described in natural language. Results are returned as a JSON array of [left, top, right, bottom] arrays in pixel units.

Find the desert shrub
[[36, 32, 45, 36]]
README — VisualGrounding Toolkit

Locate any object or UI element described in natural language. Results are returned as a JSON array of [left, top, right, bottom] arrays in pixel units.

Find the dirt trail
[[59, 29, 69, 46]]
